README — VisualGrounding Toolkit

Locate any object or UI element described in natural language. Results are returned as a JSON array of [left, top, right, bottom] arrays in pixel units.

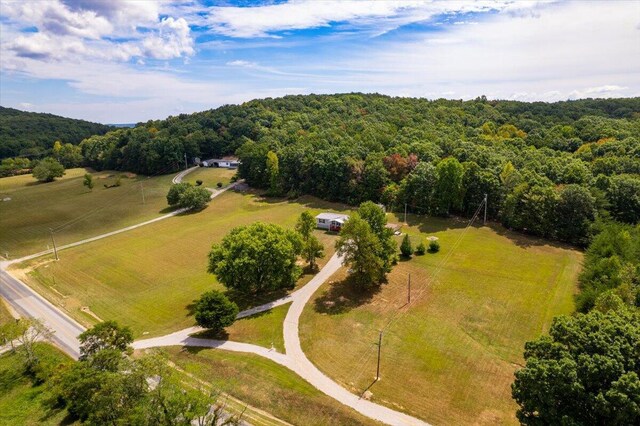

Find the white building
[[315, 213, 349, 232], [200, 158, 240, 168]]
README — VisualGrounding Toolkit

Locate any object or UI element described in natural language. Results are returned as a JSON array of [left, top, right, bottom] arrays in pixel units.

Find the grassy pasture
[[165, 346, 378, 426], [17, 191, 349, 337], [183, 167, 237, 188], [0, 168, 175, 258], [300, 215, 581, 425]]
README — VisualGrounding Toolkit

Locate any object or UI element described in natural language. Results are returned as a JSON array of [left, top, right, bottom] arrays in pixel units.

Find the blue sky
[[0, 0, 639, 123]]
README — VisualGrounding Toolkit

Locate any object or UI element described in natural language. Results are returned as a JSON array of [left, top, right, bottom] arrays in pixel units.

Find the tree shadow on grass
[[224, 288, 291, 312], [252, 192, 354, 213], [313, 276, 382, 315], [190, 328, 230, 341]]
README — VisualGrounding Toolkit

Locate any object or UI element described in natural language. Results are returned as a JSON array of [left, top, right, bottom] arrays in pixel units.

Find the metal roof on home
[[315, 212, 349, 221]]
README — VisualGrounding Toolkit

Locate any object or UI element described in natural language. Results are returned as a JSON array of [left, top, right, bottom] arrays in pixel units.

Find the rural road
[[0, 264, 83, 358], [1, 165, 429, 426]]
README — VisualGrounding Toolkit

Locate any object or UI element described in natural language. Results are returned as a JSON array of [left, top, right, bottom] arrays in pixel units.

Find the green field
[[16, 191, 349, 337], [0, 343, 74, 426], [165, 346, 377, 426], [0, 168, 176, 258], [183, 167, 237, 188], [300, 215, 581, 425]]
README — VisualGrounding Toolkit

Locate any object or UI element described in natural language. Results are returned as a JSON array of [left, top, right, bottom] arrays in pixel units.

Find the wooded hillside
[[0, 106, 112, 158]]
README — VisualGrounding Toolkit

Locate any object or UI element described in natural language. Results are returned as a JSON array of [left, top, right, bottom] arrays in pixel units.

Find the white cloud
[[0, 0, 194, 62], [205, 0, 550, 38], [140, 17, 195, 60], [226, 60, 258, 68]]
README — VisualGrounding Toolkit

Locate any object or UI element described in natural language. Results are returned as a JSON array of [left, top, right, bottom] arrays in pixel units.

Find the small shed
[[316, 213, 349, 232]]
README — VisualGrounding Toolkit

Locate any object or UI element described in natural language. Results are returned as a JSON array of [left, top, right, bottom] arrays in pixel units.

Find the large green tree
[[208, 222, 303, 294], [32, 157, 65, 182], [512, 309, 640, 425], [336, 213, 387, 288], [357, 201, 397, 272]]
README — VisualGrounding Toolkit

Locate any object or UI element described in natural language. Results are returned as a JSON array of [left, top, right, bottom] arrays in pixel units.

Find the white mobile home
[[316, 213, 349, 232]]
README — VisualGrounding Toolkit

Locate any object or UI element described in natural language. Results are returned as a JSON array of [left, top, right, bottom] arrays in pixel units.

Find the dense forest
[[0, 106, 112, 159]]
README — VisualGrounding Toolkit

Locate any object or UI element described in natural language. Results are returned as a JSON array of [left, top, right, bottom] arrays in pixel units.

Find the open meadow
[[300, 214, 581, 425], [0, 168, 176, 258], [15, 190, 351, 337]]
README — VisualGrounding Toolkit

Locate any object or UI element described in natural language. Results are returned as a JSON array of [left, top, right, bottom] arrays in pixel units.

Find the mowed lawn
[[16, 190, 349, 337], [0, 168, 175, 258], [300, 215, 581, 425], [183, 167, 237, 188], [165, 346, 378, 426]]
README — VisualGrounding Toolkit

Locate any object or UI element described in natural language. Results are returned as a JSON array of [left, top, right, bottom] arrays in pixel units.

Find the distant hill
[[0, 106, 113, 159]]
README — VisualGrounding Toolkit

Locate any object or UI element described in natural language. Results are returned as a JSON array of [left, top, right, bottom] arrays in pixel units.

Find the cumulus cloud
[[140, 17, 195, 60], [0, 0, 194, 62]]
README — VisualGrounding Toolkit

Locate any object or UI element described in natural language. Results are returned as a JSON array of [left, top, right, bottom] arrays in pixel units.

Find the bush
[[400, 234, 413, 258], [32, 157, 65, 182], [428, 240, 440, 253], [415, 242, 426, 255], [195, 179, 203, 186], [194, 290, 239, 332], [216, 182, 223, 188]]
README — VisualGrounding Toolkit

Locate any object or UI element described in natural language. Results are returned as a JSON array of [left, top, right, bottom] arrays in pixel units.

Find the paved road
[[0, 265, 83, 358]]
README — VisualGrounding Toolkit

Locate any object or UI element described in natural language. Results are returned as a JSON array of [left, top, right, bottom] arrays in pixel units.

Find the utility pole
[[483, 193, 488, 225], [184, 153, 188, 170], [404, 203, 408, 224], [407, 273, 411, 304], [375, 330, 383, 381], [140, 182, 146, 205], [49, 228, 59, 261]]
